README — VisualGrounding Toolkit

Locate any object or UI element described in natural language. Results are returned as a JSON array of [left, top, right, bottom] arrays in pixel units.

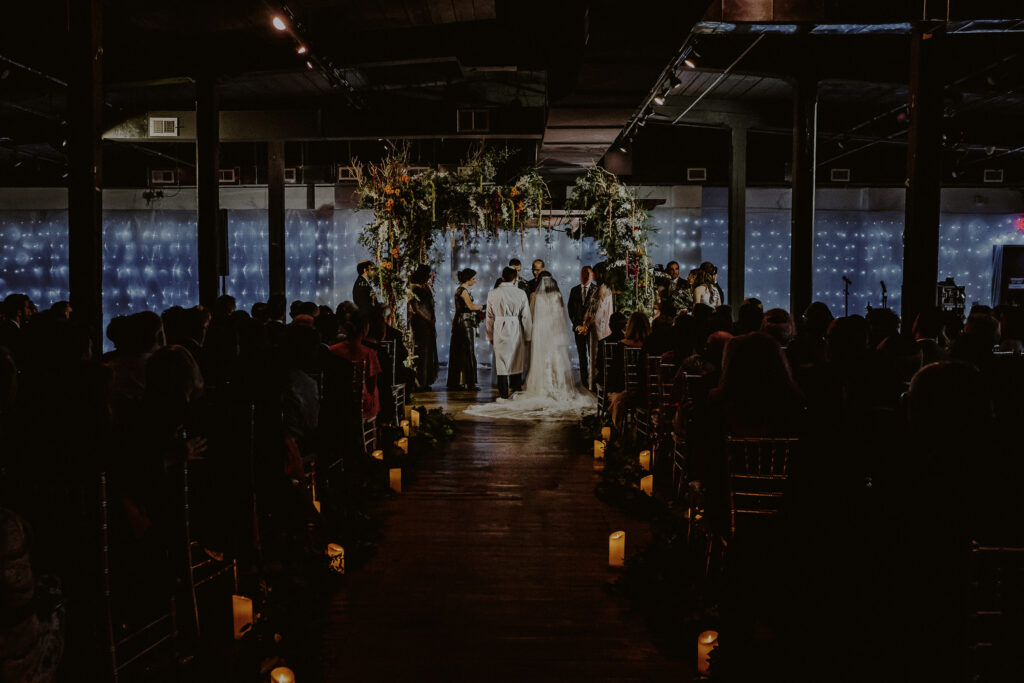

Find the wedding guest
[[568, 266, 596, 386], [329, 310, 382, 418], [448, 268, 483, 390], [787, 301, 834, 371], [0, 293, 32, 364], [525, 259, 545, 294], [693, 268, 722, 308], [761, 308, 796, 347], [699, 261, 725, 305], [494, 258, 529, 294], [486, 266, 533, 398], [582, 263, 614, 389], [408, 264, 439, 390], [735, 299, 765, 335], [353, 260, 378, 311], [608, 312, 651, 428], [665, 261, 682, 289], [996, 306, 1024, 353], [644, 300, 676, 356], [912, 307, 949, 365]]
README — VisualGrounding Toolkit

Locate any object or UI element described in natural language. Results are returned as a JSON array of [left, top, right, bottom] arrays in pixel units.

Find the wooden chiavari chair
[[595, 340, 616, 420], [726, 437, 798, 538]]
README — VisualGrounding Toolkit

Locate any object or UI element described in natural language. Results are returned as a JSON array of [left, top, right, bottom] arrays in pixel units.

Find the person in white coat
[[486, 266, 533, 398]]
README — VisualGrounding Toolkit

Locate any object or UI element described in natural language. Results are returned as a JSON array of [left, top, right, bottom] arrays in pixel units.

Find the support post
[[68, 0, 103, 355], [268, 140, 286, 299], [790, 71, 817, 318], [196, 74, 220, 308], [728, 124, 748, 310], [902, 22, 945, 329]]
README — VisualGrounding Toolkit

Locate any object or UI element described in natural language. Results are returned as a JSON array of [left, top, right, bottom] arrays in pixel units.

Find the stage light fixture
[[305, 60, 314, 70], [653, 92, 666, 106], [272, 15, 287, 31], [684, 57, 697, 68], [297, 45, 307, 54]]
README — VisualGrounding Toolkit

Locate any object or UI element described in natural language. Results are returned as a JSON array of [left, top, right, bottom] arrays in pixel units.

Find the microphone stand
[[880, 280, 888, 310], [842, 276, 851, 317]]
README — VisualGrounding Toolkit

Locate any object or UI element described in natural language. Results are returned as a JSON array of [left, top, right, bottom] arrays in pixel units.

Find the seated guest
[[997, 306, 1024, 353], [950, 313, 999, 371], [734, 299, 764, 335], [760, 308, 796, 348], [594, 312, 627, 388], [329, 310, 381, 419], [787, 301, 834, 372], [711, 332, 805, 437], [362, 304, 397, 423], [662, 315, 698, 366], [644, 301, 677, 356], [866, 307, 900, 350], [912, 306, 949, 365]]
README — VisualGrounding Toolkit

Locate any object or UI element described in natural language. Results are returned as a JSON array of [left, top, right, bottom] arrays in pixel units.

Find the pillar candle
[[400, 420, 410, 436], [410, 409, 420, 428], [697, 630, 718, 675], [641, 474, 653, 495], [270, 667, 296, 683], [639, 450, 651, 471], [601, 426, 612, 441], [593, 440, 606, 459], [396, 438, 408, 454], [327, 543, 345, 574], [232, 595, 253, 640], [608, 531, 625, 567], [371, 449, 384, 461], [389, 467, 402, 493]]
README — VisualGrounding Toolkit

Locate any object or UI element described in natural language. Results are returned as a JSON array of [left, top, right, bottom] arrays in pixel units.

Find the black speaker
[[991, 245, 1024, 307]]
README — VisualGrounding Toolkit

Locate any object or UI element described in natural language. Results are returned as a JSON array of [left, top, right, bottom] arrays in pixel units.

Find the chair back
[[727, 437, 798, 536], [967, 543, 1024, 680], [624, 347, 644, 395], [658, 361, 677, 416]]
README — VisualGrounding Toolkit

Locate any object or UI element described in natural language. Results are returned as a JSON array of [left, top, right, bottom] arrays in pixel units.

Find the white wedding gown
[[465, 276, 597, 421]]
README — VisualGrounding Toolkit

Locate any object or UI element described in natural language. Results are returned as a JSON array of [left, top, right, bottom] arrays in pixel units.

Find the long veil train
[[465, 275, 596, 421]]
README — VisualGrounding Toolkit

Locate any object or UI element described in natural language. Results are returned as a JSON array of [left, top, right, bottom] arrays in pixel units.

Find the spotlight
[[297, 45, 307, 54], [618, 145, 628, 153], [272, 15, 287, 31], [683, 57, 697, 69], [653, 93, 666, 106], [305, 60, 314, 70]]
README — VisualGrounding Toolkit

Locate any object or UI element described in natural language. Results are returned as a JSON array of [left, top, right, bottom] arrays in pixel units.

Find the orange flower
[[516, 200, 525, 212], [401, 174, 410, 183], [385, 198, 395, 211], [384, 184, 394, 195], [390, 248, 400, 257], [381, 261, 393, 269], [509, 187, 520, 197]]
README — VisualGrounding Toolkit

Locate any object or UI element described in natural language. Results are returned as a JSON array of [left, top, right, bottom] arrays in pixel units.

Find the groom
[[486, 266, 533, 399]]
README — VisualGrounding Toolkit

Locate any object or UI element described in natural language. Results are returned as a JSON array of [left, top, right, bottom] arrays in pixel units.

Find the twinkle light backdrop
[[2, 190, 1023, 353]]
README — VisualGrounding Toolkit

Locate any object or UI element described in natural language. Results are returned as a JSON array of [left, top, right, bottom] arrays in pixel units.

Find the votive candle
[[608, 531, 625, 567]]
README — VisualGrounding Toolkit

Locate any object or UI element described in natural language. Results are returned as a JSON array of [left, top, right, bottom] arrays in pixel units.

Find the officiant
[[486, 266, 533, 399]]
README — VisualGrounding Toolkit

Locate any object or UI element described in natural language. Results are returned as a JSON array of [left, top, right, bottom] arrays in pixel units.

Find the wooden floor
[[320, 375, 691, 681]]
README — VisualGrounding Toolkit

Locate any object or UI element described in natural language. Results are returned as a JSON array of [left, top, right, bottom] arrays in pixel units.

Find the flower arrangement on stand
[[566, 166, 656, 316]]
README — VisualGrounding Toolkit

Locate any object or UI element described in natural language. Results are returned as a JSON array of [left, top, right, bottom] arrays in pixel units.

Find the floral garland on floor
[[565, 166, 656, 316]]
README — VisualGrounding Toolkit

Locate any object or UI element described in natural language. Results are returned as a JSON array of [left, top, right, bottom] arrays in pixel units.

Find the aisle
[[320, 381, 691, 682]]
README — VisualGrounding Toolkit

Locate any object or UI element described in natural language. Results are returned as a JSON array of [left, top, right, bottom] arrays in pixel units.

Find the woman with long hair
[[408, 264, 439, 390], [447, 268, 483, 390], [693, 268, 722, 308]]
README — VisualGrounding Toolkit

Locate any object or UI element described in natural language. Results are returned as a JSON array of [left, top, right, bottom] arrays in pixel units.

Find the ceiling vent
[[337, 165, 358, 182], [687, 167, 707, 182], [218, 168, 239, 184], [983, 168, 1004, 183], [830, 168, 851, 183], [148, 117, 179, 137], [150, 168, 177, 185], [457, 109, 490, 133], [284, 167, 298, 184]]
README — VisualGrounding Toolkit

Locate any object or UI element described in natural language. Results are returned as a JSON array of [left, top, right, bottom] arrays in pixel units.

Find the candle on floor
[[640, 474, 653, 495], [400, 420, 410, 436], [697, 630, 719, 675], [396, 438, 408, 454], [638, 450, 651, 471], [327, 543, 344, 574], [389, 467, 402, 493], [608, 531, 625, 567], [410, 409, 421, 428], [594, 440, 606, 459], [372, 449, 384, 461], [601, 426, 612, 441], [270, 667, 295, 683], [232, 595, 253, 640]]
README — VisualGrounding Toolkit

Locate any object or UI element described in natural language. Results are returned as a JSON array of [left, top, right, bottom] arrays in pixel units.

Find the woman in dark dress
[[408, 264, 439, 390], [447, 268, 484, 390]]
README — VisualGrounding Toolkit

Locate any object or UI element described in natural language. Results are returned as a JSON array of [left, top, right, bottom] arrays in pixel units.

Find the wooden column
[[268, 140, 286, 299], [67, 0, 103, 354], [902, 23, 946, 329], [728, 124, 748, 310], [195, 73, 220, 308], [790, 72, 817, 318]]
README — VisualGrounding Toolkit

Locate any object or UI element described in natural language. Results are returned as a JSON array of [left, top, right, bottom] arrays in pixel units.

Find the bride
[[465, 273, 596, 420]]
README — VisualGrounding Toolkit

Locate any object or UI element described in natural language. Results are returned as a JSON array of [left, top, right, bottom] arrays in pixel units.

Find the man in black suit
[[525, 259, 545, 294], [568, 266, 596, 387], [353, 260, 378, 311], [494, 258, 530, 294]]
